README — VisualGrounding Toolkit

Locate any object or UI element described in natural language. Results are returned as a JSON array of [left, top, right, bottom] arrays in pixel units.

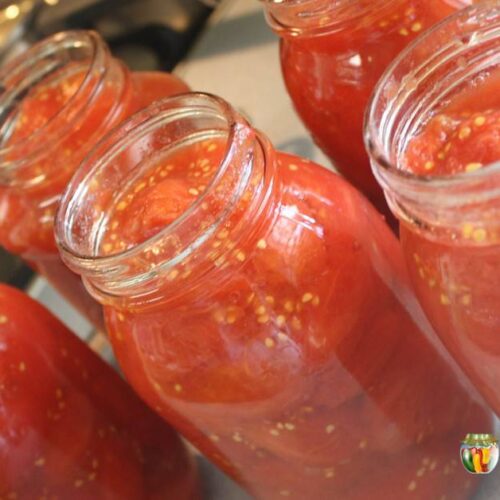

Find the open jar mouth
[[0, 30, 108, 168], [262, 0, 369, 36], [263, 0, 476, 38], [55, 92, 274, 302], [364, 1, 500, 231]]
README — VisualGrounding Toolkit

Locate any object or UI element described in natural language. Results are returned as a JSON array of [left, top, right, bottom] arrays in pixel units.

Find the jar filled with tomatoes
[[263, 0, 474, 223], [0, 284, 199, 499], [56, 93, 491, 499], [366, 1, 500, 417], [0, 31, 189, 329]]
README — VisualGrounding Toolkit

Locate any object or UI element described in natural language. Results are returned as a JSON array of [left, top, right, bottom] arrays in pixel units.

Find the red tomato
[[0, 284, 198, 499]]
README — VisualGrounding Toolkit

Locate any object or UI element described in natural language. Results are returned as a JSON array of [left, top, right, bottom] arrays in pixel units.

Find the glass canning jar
[[56, 92, 491, 500], [0, 30, 188, 329]]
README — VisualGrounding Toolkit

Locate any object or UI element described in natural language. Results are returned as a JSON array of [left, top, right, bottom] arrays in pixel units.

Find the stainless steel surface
[[0, 247, 32, 287], [198, 456, 251, 500]]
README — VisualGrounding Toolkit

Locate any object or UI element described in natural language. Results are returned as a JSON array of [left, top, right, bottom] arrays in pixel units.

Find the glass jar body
[[277, 0, 467, 220], [0, 284, 199, 499], [0, 33, 188, 329], [103, 153, 488, 500], [401, 227, 500, 416]]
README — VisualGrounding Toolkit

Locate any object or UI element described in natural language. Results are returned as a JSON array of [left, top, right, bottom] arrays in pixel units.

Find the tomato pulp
[[0, 284, 198, 499], [401, 70, 500, 415], [278, 0, 471, 221], [87, 132, 489, 499], [0, 34, 188, 329]]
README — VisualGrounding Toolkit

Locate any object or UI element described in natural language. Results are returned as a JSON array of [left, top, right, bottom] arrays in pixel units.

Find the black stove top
[[0, 0, 213, 70]]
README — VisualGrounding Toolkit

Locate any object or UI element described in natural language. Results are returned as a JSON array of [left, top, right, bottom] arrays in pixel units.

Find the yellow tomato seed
[[265, 338, 275, 348], [461, 295, 472, 306], [462, 223, 474, 239], [458, 127, 471, 140], [474, 116, 486, 126], [440, 294, 450, 306], [465, 162, 483, 173], [276, 315, 286, 327], [472, 228, 487, 242], [168, 270, 179, 280], [255, 305, 266, 316], [411, 22, 422, 32]]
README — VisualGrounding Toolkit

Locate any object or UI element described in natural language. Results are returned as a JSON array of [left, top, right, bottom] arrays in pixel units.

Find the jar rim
[[262, 0, 472, 37], [57, 92, 242, 263], [55, 92, 275, 303], [262, 0, 388, 37], [0, 30, 108, 165]]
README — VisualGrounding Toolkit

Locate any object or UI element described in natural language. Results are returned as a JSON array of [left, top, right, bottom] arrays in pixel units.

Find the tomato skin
[[403, 110, 500, 176], [0, 284, 199, 499], [122, 178, 195, 244], [130, 72, 189, 112]]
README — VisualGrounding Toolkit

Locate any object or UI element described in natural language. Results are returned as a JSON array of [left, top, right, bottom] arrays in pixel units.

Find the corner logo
[[461, 434, 499, 474]]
